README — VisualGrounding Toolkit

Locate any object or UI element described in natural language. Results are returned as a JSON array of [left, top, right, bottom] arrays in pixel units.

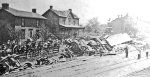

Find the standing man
[[125, 46, 128, 58]]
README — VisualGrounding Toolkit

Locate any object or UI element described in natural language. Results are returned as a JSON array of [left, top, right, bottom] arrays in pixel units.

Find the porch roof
[[60, 24, 84, 29]]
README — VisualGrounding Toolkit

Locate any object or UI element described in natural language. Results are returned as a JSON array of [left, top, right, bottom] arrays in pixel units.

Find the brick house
[[0, 3, 46, 41], [42, 6, 84, 39]]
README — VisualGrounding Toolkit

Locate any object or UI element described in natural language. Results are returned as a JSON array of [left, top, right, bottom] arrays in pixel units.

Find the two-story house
[[0, 3, 46, 41], [42, 6, 84, 39]]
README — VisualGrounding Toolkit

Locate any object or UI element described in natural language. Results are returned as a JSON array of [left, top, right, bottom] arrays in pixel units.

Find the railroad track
[[1, 56, 98, 77], [2, 53, 150, 77], [71, 57, 150, 77]]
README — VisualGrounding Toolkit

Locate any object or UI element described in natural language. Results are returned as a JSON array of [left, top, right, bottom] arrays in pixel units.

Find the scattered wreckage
[[77, 33, 149, 55], [0, 33, 149, 76], [0, 54, 21, 75], [0, 54, 33, 75]]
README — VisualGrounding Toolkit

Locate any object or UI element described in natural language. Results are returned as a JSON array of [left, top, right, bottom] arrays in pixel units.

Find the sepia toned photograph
[[0, 0, 150, 77]]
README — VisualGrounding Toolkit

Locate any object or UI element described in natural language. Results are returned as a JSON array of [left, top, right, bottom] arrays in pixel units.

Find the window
[[21, 29, 25, 39], [68, 18, 71, 25], [36, 20, 39, 27], [36, 30, 40, 39], [21, 18, 25, 27], [29, 29, 33, 38], [74, 21, 75, 25], [63, 19, 65, 25]]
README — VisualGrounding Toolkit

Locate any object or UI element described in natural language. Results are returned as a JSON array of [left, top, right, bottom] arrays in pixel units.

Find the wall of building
[[15, 26, 39, 40], [15, 17, 44, 28], [0, 9, 15, 27], [43, 9, 81, 39], [66, 13, 73, 25], [0, 9, 45, 42], [110, 18, 126, 34], [58, 13, 80, 38], [43, 10, 59, 34], [66, 13, 79, 26], [14, 17, 45, 40], [59, 17, 79, 26], [59, 17, 66, 25], [58, 27, 80, 39], [74, 19, 79, 26]]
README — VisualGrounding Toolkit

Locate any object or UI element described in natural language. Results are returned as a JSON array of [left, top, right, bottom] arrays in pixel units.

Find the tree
[[13, 29, 21, 42], [84, 17, 106, 36], [39, 23, 56, 41], [86, 17, 100, 33], [84, 25, 92, 32], [0, 20, 14, 44]]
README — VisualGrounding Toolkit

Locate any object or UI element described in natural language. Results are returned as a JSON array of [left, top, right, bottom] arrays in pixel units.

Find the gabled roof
[[43, 9, 79, 19], [52, 9, 79, 19], [1, 7, 46, 19]]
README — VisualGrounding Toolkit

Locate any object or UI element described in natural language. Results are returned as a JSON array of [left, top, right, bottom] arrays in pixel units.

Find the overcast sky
[[0, 0, 150, 25]]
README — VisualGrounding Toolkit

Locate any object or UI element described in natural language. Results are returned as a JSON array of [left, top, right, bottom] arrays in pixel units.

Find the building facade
[[106, 14, 133, 35], [42, 6, 84, 39], [0, 3, 46, 41]]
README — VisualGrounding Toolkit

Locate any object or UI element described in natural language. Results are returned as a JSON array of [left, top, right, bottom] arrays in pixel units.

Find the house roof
[[52, 9, 79, 19], [1, 7, 46, 19], [43, 9, 79, 19]]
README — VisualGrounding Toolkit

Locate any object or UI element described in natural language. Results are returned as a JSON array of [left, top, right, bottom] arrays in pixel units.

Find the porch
[[58, 25, 84, 39]]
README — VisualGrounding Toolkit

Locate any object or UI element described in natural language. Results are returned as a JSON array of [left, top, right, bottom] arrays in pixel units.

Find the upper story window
[[63, 19, 65, 25], [74, 21, 75, 25], [36, 20, 39, 27], [21, 18, 25, 27], [77, 20, 79, 25], [68, 18, 71, 25]]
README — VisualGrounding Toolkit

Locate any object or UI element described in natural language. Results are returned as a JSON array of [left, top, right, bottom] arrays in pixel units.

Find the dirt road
[[2, 50, 150, 77], [124, 66, 150, 77]]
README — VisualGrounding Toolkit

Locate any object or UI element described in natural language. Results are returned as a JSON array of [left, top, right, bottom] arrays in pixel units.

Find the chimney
[[50, 6, 53, 9], [2, 3, 9, 9], [32, 9, 36, 13], [69, 9, 72, 12]]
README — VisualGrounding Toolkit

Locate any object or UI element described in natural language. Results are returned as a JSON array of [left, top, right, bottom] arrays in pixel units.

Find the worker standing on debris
[[99, 46, 103, 57], [6, 40, 11, 49], [125, 45, 128, 58], [37, 42, 42, 55]]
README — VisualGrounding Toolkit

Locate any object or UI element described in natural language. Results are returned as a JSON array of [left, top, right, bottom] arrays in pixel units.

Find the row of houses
[[0, 3, 84, 42]]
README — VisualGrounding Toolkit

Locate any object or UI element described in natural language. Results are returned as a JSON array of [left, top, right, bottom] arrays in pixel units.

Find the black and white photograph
[[0, 0, 150, 77]]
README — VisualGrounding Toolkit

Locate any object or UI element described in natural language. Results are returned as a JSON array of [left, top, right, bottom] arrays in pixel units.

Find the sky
[[0, 0, 150, 25]]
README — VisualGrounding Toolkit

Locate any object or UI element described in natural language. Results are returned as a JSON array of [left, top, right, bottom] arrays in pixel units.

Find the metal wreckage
[[0, 33, 148, 75]]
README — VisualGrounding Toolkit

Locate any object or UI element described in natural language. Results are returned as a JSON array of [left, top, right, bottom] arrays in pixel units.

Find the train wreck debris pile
[[0, 33, 149, 76]]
